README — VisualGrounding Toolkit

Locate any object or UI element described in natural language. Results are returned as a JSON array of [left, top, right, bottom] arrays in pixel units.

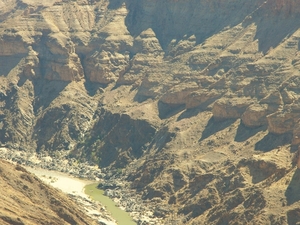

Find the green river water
[[84, 183, 136, 225]]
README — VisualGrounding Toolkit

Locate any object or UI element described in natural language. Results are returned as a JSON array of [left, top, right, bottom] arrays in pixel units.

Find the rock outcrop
[[241, 103, 269, 127], [212, 98, 254, 120], [267, 103, 300, 135]]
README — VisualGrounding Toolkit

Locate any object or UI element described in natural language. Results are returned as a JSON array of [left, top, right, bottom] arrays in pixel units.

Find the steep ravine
[[73, 108, 158, 167]]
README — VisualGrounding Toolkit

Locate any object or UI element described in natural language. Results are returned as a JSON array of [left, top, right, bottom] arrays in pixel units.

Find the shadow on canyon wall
[[108, 0, 300, 53]]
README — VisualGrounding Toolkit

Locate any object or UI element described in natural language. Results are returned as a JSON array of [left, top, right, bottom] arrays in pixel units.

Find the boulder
[[243, 78, 268, 99], [83, 4, 133, 84], [212, 98, 255, 120], [186, 89, 223, 109], [98, 181, 123, 190], [267, 103, 300, 134], [281, 88, 295, 104], [132, 28, 163, 54], [23, 46, 40, 78], [260, 91, 283, 105], [241, 104, 268, 127], [85, 50, 130, 84], [117, 54, 163, 85], [267, 111, 295, 134], [160, 82, 199, 105]]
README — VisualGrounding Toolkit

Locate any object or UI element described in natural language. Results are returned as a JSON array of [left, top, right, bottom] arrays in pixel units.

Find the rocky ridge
[[1, 0, 300, 224], [0, 158, 98, 225]]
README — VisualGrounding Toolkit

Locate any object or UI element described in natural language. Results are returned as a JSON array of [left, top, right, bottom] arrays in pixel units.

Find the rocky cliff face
[[2, 0, 300, 224]]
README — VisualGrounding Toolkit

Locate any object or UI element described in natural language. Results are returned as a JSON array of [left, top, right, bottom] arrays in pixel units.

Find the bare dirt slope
[[1, 0, 300, 224], [0, 159, 97, 225]]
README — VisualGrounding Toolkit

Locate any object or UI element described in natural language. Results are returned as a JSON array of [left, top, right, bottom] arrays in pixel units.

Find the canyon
[[1, 0, 300, 224]]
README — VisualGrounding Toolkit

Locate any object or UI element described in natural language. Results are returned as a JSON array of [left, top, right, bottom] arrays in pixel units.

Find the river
[[26, 167, 136, 225], [85, 183, 136, 225]]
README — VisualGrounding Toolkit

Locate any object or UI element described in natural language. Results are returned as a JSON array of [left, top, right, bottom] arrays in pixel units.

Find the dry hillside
[[0, 159, 97, 225], [1, 0, 300, 224]]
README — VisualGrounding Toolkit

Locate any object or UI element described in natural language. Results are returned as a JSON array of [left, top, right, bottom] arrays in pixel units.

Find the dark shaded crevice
[[177, 95, 223, 121], [177, 108, 201, 121], [107, 0, 300, 55], [123, 0, 266, 51], [0, 54, 25, 77], [199, 117, 236, 141], [158, 101, 185, 119], [33, 104, 71, 152], [149, 127, 176, 154], [78, 53, 108, 96], [234, 122, 267, 142], [255, 132, 293, 152], [108, 0, 124, 9], [32, 79, 69, 113], [133, 93, 153, 103], [287, 207, 300, 225], [250, 8, 300, 53], [74, 109, 157, 168], [285, 169, 300, 206]]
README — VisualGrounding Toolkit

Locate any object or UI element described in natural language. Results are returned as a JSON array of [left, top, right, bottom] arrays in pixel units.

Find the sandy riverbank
[[0, 149, 159, 225], [25, 166, 117, 225], [26, 167, 93, 197]]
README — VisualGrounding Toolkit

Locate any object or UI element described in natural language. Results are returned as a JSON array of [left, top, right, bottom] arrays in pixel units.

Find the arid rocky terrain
[[0, 159, 98, 225], [2, 0, 300, 224]]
